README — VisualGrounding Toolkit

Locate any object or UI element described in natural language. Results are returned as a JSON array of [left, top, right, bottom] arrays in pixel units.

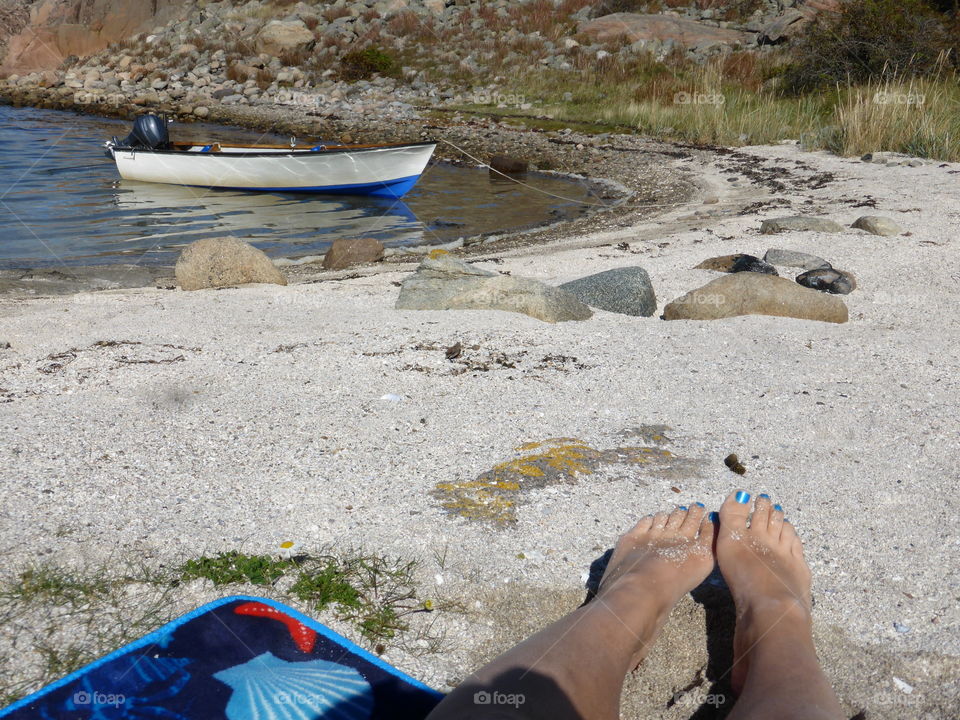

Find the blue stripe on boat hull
[[183, 173, 422, 199]]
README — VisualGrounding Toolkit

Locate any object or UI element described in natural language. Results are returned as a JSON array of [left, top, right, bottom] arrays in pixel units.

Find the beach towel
[[0, 595, 444, 720]]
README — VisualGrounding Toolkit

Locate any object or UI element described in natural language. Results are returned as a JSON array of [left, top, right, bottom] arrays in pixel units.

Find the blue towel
[[0, 595, 443, 720]]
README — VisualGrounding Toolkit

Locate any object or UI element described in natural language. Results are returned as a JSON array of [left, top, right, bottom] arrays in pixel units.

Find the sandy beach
[[1, 142, 958, 718]]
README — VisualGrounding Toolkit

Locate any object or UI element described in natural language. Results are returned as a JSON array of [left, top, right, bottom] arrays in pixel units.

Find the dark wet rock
[[175, 236, 286, 291], [695, 254, 778, 275], [396, 254, 592, 323], [763, 248, 832, 271], [322, 237, 385, 270], [663, 273, 848, 323], [489, 155, 528, 175], [558, 266, 656, 317], [851, 216, 903, 237], [760, 216, 845, 234], [796, 268, 857, 295]]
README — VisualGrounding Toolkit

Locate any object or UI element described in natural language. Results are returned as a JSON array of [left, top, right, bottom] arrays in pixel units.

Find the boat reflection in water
[[107, 179, 424, 263]]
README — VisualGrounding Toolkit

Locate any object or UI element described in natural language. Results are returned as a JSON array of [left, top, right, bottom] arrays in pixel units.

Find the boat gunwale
[[113, 140, 438, 159]]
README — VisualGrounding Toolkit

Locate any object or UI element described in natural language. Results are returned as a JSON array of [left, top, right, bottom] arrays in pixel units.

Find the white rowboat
[[104, 114, 436, 199]]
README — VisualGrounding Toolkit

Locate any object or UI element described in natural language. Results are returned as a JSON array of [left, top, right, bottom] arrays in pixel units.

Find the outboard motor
[[104, 114, 170, 157]]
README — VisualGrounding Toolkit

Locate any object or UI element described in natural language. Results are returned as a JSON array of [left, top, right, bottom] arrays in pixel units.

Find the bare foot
[[596, 504, 716, 668], [716, 491, 813, 695]]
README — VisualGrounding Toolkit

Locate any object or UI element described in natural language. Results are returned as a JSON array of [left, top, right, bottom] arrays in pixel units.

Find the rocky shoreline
[[0, 85, 711, 295]]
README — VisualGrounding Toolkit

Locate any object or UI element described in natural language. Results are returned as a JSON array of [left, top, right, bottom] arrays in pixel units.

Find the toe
[[697, 508, 717, 545], [719, 490, 752, 534], [769, 503, 785, 537], [679, 503, 706, 537], [631, 514, 655, 535], [751, 494, 772, 533], [665, 506, 687, 530], [651, 511, 669, 531]]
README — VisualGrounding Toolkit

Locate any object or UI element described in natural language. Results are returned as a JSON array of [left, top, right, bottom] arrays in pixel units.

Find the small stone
[[724, 453, 746, 475], [893, 622, 911, 633], [760, 216, 846, 234], [796, 268, 856, 295], [851, 216, 903, 237], [193, 106, 209, 118], [321, 237, 385, 270], [489, 155, 528, 175], [695, 254, 778, 275], [558, 266, 657, 317], [908, 159, 924, 168], [892, 677, 914, 694], [763, 248, 832, 271]]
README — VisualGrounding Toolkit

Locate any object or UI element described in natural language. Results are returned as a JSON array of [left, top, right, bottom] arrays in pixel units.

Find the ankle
[[737, 599, 813, 646]]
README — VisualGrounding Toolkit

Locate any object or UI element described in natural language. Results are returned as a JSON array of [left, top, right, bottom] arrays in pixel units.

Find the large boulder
[[760, 216, 846, 234], [578, 13, 752, 48], [322, 237, 385, 270], [663, 273, 847, 324], [254, 20, 315, 57], [0, 0, 185, 75], [175, 237, 287, 290], [396, 255, 592, 323], [851, 216, 904, 237], [559, 266, 657, 317]]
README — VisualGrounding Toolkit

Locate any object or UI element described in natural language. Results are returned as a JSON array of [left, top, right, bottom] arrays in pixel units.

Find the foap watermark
[[462, 89, 528, 108], [274, 90, 328, 108], [74, 91, 125, 107], [274, 691, 328, 706], [473, 690, 525, 708], [873, 91, 925, 106], [671, 690, 727, 709], [673, 91, 725, 106], [73, 690, 126, 709]]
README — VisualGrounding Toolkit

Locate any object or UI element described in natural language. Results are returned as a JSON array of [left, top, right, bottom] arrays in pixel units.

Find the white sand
[[1, 143, 958, 717]]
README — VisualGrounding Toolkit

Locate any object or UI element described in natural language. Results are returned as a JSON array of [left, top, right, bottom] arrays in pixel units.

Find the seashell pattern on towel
[[214, 651, 374, 720]]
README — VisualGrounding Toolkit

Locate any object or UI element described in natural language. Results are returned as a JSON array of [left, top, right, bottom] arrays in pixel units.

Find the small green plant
[[179, 551, 293, 586], [339, 47, 399, 81], [291, 558, 362, 610], [3, 564, 113, 606]]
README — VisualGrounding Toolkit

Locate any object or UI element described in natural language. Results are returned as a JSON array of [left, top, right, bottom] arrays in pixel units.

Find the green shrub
[[339, 47, 400, 81], [782, 0, 958, 92]]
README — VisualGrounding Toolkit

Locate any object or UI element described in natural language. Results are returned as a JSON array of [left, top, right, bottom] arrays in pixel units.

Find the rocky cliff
[[0, 0, 185, 75]]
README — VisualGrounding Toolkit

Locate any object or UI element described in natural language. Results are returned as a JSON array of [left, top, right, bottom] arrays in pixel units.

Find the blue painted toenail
[[774, 504, 783, 512], [708, 512, 719, 522], [735, 491, 750, 504], [678, 506, 688, 511], [759, 493, 770, 499], [695, 502, 705, 508]]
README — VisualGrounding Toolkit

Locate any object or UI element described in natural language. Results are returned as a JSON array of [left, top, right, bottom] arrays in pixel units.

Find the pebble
[[796, 268, 857, 295], [892, 677, 914, 694], [893, 621, 911, 633]]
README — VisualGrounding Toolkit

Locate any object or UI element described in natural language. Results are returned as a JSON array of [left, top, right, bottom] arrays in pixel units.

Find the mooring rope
[[437, 137, 693, 213]]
